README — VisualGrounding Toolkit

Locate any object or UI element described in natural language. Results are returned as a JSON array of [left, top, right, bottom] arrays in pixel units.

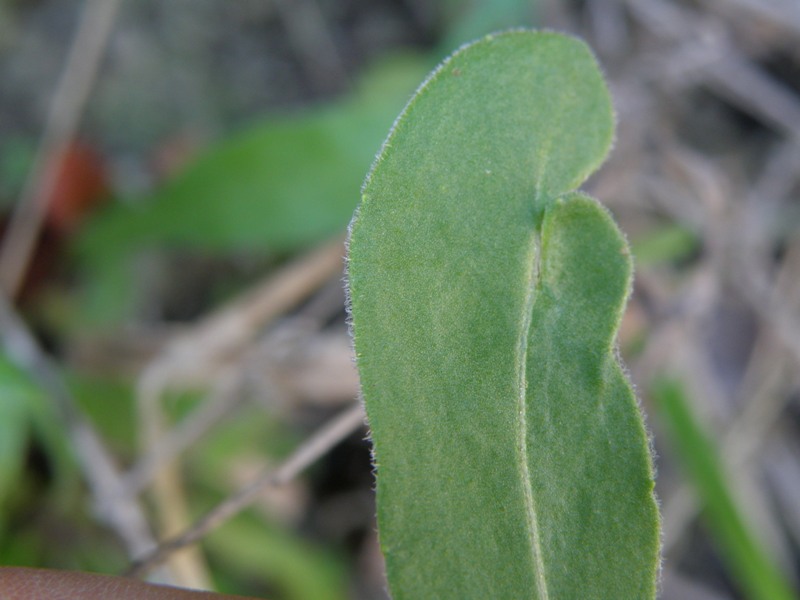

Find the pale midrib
[[516, 230, 550, 600]]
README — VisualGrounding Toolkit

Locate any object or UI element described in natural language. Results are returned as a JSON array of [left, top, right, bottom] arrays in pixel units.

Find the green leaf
[[347, 31, 660, 598], [72, 55, 428, 326], [441, 0, 536, 50], [654, 379, 796, 600], [0, 357, 37, 531], [69, 374, 136, 455], [205, 513, 347, 600], [631, 224, 699, 266], [78, 54, 428, 257], [0, 353, 80, 552]]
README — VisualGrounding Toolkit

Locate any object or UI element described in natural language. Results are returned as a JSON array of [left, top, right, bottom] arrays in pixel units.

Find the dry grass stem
[[0, 293, 157, 559], [127, 402, 365, 579], [0, 0, 121, 298], [134, 236, 345, 587]]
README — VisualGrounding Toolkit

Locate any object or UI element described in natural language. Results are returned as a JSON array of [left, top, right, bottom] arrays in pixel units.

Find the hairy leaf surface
[[348, 31, 660, 599]]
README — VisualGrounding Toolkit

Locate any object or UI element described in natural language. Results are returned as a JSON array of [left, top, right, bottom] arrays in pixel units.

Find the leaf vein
[[516, 230, 550, 600]]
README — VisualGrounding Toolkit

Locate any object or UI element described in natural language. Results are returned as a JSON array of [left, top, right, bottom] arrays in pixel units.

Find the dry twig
[[0, 293, 156, 559], [133, 236, 346, 587], [0, 0, 121, 298], [126, 402, 365, 578]]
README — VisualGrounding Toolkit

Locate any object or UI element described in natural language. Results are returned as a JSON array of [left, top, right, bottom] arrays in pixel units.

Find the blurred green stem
[[654, 378, 797, 600]]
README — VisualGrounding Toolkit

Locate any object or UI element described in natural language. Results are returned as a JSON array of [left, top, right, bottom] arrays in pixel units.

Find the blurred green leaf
[[0, 530, 42, 567], [70, 375, 136, 456], [79, 55, 427, 256], [631, 224, 699, 266], [0, 353, 78, 512], [188, 405, 297, 486], [74, 55, 428, 325], [0, 135, 36, 207], [206, 513, 347, 600], [0, 356, 38, 531], [0, 352, 82, 569], [441, 0, 536, 50], [654, 378, 796, 600], [183, 404, 341, 600]]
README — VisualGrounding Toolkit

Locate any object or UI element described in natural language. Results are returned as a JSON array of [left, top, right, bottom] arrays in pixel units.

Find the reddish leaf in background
[[44, 139, 109, 235], [1, 139, 110, 300]]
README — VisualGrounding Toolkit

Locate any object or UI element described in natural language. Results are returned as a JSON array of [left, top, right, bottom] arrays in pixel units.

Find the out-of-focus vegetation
[[76, 54, 428, 325], [656, 379, 795, 600], [0, 0, 799, 598]]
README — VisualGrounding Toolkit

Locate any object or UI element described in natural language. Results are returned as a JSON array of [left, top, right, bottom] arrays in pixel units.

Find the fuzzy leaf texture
[[347, 31, 660, 599]]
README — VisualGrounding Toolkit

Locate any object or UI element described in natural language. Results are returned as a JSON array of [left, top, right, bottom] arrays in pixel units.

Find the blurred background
[[1, 0, 799, 598]]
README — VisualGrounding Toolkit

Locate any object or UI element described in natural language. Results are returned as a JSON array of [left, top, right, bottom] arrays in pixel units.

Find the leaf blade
[[523, 193, 659, 597], [348, 31, 659, 599]]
